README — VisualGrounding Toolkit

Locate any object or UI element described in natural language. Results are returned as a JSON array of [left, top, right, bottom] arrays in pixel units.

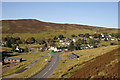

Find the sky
[[2, 2, 118, 28]]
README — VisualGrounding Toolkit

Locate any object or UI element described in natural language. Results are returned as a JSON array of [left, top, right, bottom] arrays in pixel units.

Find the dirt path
[[70, 48, 120, 79]]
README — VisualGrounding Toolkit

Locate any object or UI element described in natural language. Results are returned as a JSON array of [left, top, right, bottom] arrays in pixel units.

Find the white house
[[88, 44, 93, 48], [94, 32, 97, 34], [89, 36, 93, 39], [73, 39, 78, 42], [48, 47, 62, 52], [59, 40, 64, 43], [65, 49, 68, 51], [101, 33, 104, 38], [107, 38, 109, 41], [109, 35, 112, 37], [111, 38, 115, 41], [1, 42, 5, 46], [66, 42, 70, 45], [60, 42, 70, 45], [16, 46, 20, 51]]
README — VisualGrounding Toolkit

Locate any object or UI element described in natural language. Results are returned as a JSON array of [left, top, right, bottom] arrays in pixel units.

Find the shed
[[4, 58, 22, 63], [68, 53, 79, 59]]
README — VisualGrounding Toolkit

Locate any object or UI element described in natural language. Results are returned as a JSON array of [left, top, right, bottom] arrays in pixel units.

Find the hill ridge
[[2, 19, 118, 34]]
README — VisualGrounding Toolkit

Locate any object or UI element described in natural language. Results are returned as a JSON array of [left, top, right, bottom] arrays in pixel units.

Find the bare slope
[[2, 19, 118, 34]]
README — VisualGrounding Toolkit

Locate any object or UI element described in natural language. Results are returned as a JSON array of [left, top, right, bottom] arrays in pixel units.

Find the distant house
[[64, 49, 68, 51], [15, 46, 24, 53], [68, 53, 79, 59], [59, 40, 64, 43], [101, 33, 105, 38], [89, 36, 93, 39], [48, 47, 62, 52], [60, 42, 70, 46], [109, 35, 112, 37], [4, 58, 22, 63], [111, 38, 115, 41], [65, 38, 71, 42], [88, 44, 93, 48], [73, 39, 78, 43]]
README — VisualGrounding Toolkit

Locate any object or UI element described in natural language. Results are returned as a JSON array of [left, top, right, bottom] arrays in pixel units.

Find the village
[[1, 32, 120, 64]]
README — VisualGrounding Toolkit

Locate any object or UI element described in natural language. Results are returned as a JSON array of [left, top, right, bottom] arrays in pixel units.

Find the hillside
[[2, 19, 118, 34]]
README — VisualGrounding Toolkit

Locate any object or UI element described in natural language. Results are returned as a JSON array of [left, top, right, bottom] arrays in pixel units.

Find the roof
[[4, 58, 22, 60], [71, 53, 79, 57]]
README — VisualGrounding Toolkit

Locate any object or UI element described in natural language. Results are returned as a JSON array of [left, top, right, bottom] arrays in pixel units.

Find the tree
[[68, 41, 75, 51], [104, 37, 108, 41], [74, 40, 82, 50], [26, 37, 35, 44], [12, 45, 16, 52], [94, 34, 98, 38], [71, 34, 77, 37], [11, 37, 16, 44], [93, 44, 97, 48], [53, 36, 57, 40], [88, 39, 96, 45], [44, 43, 47, 48], [6, 40, 12, 48], [24, 46, 29, 52], [58, 35, 64, 40], [41, 46, 45, 52], [85, 33, 90, 38], [75, 44, 81, 50], [78, 34, 84, 37], [39, 40, 44, 45], [49, 43, 56, 47]]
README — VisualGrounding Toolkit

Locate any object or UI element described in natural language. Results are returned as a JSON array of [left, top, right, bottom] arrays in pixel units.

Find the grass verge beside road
[[49, 45, 118, 78], [2, 50, 50, 77], [12, 56, 51, 78]]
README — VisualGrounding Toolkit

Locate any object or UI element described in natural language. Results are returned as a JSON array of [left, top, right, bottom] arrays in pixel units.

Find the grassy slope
[[49, 45, 118, 78], [2, 19, 119, 40]]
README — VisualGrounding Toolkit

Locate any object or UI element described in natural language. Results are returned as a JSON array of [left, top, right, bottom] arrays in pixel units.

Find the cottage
[[60, 42, 70, 45], [4, 58, 22, 63], [73, 39, 78, 43], [68, 53, 79, 59], [15, 46, 24, 53], [109, 35, 112, 37], [48, 47, 62, 52], [59, 40, 64, 43], [101, 33, 105, 38], [89, 36, 93, 39], [111, 38, 115, 41], [65, 38, 71, 42], [64, 49, 68, 51]]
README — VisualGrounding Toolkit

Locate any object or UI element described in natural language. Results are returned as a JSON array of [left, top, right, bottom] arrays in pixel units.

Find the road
[[31, 53, 60, 78]]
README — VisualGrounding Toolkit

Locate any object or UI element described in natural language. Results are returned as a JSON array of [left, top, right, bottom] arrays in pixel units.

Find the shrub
[[110, 42, 117, 45]]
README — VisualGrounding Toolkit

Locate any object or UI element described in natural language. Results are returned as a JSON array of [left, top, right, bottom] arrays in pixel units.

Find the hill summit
[[2, 19, 118, 33]]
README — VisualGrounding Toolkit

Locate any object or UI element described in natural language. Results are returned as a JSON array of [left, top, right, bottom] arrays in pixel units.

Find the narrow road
[[31, 53, 60, 78]]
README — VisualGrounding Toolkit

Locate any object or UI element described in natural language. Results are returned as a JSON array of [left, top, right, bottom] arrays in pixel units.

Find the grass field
[[2, 27, 114, 41], [2, 50, 50, 77], [12, 56, 51, 78], [49, 45, 118, 78], [2, 29, 95, 40]]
